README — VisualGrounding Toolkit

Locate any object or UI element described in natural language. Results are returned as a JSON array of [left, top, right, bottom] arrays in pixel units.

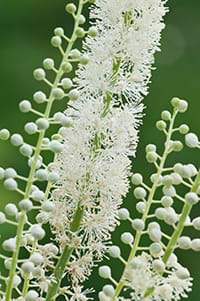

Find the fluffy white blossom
[[76, 0, 168, 103], [50, 98, 141, 263], [48, 0, 168, 294], [124, 253, 192, 301]]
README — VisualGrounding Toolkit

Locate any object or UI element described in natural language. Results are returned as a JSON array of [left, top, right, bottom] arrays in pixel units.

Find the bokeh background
[[0, 0, 199, 300]]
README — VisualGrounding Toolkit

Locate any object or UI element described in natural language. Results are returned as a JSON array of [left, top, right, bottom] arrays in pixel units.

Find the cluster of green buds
[[98, 98, 200, 301], [0, 1, 98, 300]]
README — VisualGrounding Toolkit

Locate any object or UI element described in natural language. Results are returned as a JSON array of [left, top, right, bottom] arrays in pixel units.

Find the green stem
[[112, 110, 178, 300], [143, 171, 200, 299], [45, 246, 74, 301], [163, 170, 200, 264], [45, 206, 84, 301]]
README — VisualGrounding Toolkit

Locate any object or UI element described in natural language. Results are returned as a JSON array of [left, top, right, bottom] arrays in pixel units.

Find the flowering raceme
[[98, 99, 200, 301], [50, 99, 140, 278], [77, 0, 168, 102], [0, 0, 169, 300], [47, 0, 168, 295]]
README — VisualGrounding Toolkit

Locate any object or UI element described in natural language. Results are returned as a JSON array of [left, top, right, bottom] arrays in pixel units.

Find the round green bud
[[156, 120, 167, 131], [75, 27, 85, 38], [79, 14, 86, 25], [42, 201, 55, 212], [131, 173, 143, 186], [61, 62, 72, 73], [108, 246, 121, 258], [33, 68, 46, 81], [155, 208, 166, 220], [32, 190, 45, 202], [132, 219, 145, 231], [98, 266, 111, 279], [98, 292, 109, 301], [68, 89, 80, 100], [20, 144, 33, 157], [171, 97, 180, 107], [172, 140, 183, 152], [35, 169, 48, 182], [11, 134, 23, 146], [88, 26, 98, 37], [4, 178, 18, 191], [54, 27, 64, 36], [161, 196, 173, 207], [21, 262, 35, 274], [49, 140, 64, 153], [0, 212, 6, 224], [48, 172, 59, 183], [150, 243, 162, 256], [136, 201, 146, 214], [30, 224, 45, 240], [149, 227, 162, 242], [171, 97, 188, 112], [54, 112, 65, 122], [192, 217, 200, 230], [19, 100, 32, 113], [0, 129, 10, 141], [161, 110, 171, 121], [52, 88, 64, 100], [179, 124, 189, 134], [191, 239, 200, 251], [80, 54, 90, 65], [30, 253, 44, 266], [178, 236, 191, 250], [162, 175, 173, 186], [185, 133, 199, 148], [69, 49, 81, 60], [152, 259, 165, 273], [4, 168, 17, 179], [145, 144, 156, 153], [33, 91, 47, 104], [176, 267, 190, 279], [118, 208, 129, 220], [36, 118, 49, 130], [43, 58, 54, 70], [61, 78, 73, 89], [177, 99, 188, 112], [25, 290, 39, 301], [19, 199, 33, 212], [103, 285, 115, 297], [163, 185, 176, 197], [51, 36, 62, 47], [2, 238, 16, 252], [24, 122, 37, 135], [12, 275, 21, 288], [5, 203, 18, 216], [121, 232, 134, 245], [146, 151, 158, 163], [65, 3, 76, 14], [134, 187, 147, 199], [185, 192, 199, 205]]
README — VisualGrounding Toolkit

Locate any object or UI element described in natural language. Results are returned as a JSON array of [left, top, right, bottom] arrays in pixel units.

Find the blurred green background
[[0, 0, 199, 300]]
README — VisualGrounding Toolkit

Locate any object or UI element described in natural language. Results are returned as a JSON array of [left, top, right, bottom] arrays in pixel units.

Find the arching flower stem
[[111, 109, 178, 300], [5, 0, 86, 299]]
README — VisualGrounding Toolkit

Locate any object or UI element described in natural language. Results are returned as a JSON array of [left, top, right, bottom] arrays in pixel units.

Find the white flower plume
[[124, 252, 192, 301], [51, 98, 141, 244], [76, 0, 168, 104], [48, 0, 168, 294]]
